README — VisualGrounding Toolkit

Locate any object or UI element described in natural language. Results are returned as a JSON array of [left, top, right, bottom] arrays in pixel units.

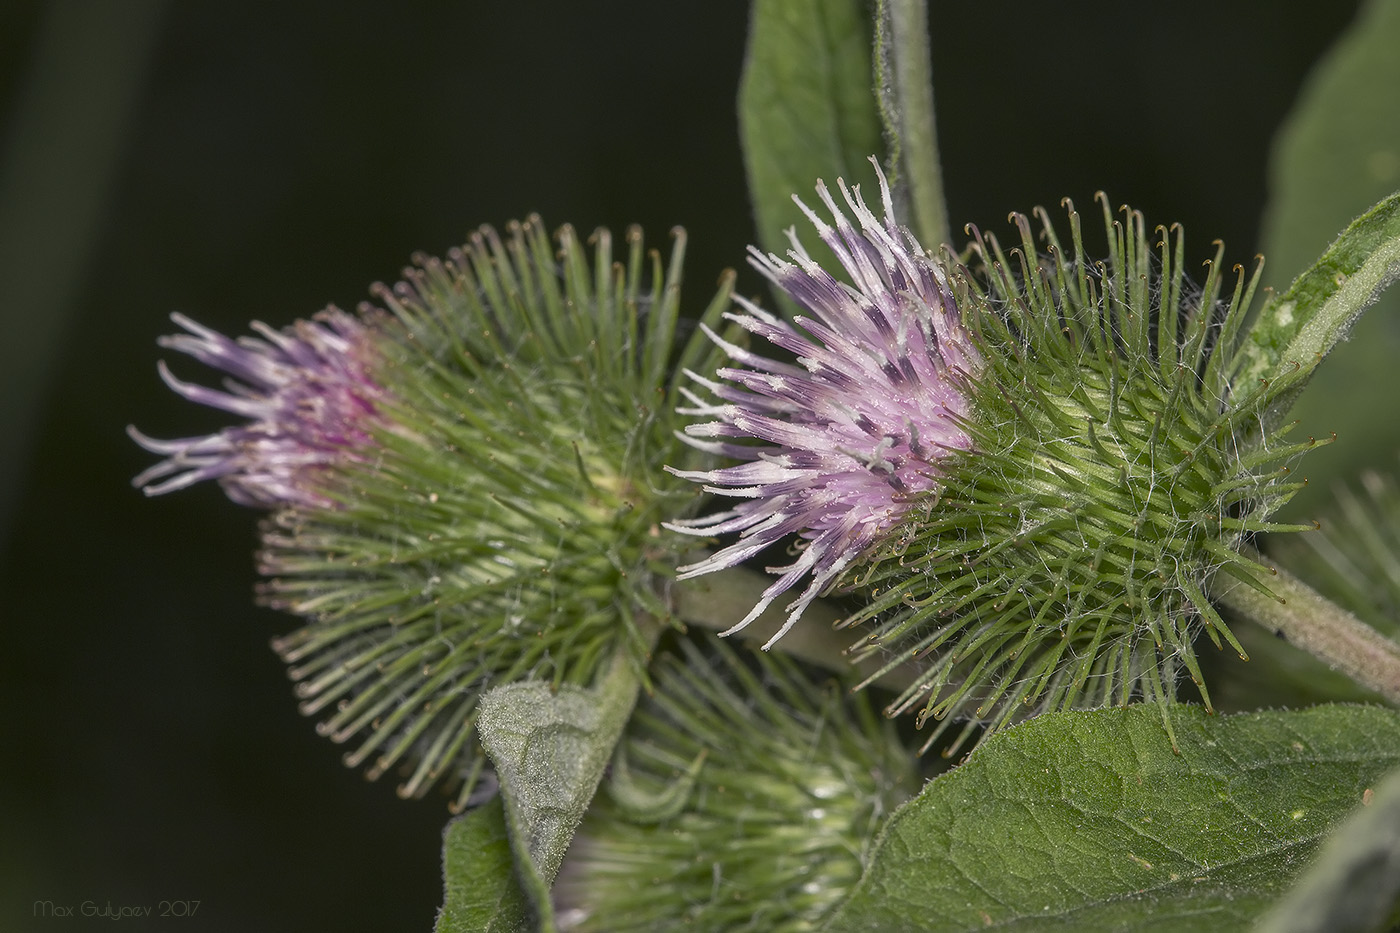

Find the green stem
[[876, 0, 948, 248], [684, 559, 1400, 707], [1214, 563, 1400, 705]]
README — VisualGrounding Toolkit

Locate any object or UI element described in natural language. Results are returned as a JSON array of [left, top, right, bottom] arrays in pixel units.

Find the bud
[[133, 219, 731, 807], [671, 165, 1320, 753], [555, 635, 917, 932]]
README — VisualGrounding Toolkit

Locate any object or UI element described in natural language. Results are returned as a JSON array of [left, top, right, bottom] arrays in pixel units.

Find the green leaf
[[475, 649, 646, 932], [1241, 193, 1400, 434], [435, 800, 531, 933], [738, 0, 884, 310], [1256, 765, 1400, 933], [821, 704, 1400, 933], [1253, 0, 1400, 509]]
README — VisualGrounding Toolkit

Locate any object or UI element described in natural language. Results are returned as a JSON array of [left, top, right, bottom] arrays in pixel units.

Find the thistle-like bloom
[[675, 172, 1321, 753], [128, 309, 385, 509], [667, 162, 980, 647], [132, 219, 732, 809]]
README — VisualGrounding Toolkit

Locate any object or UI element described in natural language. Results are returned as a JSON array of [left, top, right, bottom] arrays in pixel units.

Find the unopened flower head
[[132, 220, 732, 808], [129, 309, 386, 509], [674, 174, 1321, 754], [666, 161, 981, 648], [556, 634, 917, 932]]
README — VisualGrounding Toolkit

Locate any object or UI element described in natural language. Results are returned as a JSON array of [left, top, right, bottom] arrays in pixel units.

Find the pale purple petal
[[129, 308, 387, 509], [666, 159, 980, 645]]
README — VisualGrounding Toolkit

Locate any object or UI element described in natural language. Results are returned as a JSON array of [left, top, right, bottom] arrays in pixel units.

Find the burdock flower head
[[666, 162, 981, 647], [129, 310, 387, 508], [132, 220, 731, 808], [672, 165, 1320, 753], [556, 634, 917, 932]]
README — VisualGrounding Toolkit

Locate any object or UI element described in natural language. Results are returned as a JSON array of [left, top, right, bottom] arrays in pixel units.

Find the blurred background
[[0, 1, 1372, 929]]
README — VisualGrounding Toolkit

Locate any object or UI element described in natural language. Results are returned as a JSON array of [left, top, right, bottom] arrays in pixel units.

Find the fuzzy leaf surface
[[1242, 191, 1400, 434], [1256, 764, 1400, 933], [476, 654, 643, 931], [822, 704, 1400, 933], [1256, 0, 1400, 509], [435, 801, 530, 933], [739, 0, 883, 311]]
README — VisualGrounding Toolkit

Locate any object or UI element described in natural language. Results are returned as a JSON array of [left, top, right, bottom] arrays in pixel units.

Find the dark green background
[[0, 2, 1362, 930]]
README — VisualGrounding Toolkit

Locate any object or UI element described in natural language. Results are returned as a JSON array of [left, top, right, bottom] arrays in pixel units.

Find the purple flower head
[[666, 161, 980, 648], [128, 309, 386, 509]]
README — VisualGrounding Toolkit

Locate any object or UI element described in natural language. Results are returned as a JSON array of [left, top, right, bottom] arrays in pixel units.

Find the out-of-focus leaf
[[0, 0, 167, 539], [738, 0, 884, 312], [434, 800, 530, 933], [822, 704, 1400, 933], [1256, 0, 1400, 514], [475, 652, 643, 932], [1256, 766, 1400, 933]]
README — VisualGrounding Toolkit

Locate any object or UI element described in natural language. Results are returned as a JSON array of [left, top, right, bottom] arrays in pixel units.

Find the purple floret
[[666, 161, 980, 647], [129, 309, 385, 509]]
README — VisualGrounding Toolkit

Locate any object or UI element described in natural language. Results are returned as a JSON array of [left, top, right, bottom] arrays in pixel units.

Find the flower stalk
[[1215, 559, 1400, 704], [875, 0, 947, 249]]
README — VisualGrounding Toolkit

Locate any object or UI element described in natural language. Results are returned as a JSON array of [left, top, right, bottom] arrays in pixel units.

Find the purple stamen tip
[[667, 159, 980, 642], [130, 308, 387, 509]]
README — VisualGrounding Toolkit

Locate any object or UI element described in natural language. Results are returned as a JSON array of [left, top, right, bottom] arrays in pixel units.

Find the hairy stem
[[876, 0, 948, 248], [1214, 563, 1400, 705]]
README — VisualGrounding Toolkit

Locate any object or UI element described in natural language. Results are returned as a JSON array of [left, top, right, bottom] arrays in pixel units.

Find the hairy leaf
[[476, 652, 644, 931], [822, 704, 1400, 933], [1253, 0, 1400, 507], [1241, 192, 1400, 435], [1257, 765, 1400, 933], [435, 801, 530, 933]]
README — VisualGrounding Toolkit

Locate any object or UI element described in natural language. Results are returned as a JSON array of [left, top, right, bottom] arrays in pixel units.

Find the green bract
[[850, 196, 1324, 753], [555, 634, 917, 932], [258, 220, 732, 809]]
